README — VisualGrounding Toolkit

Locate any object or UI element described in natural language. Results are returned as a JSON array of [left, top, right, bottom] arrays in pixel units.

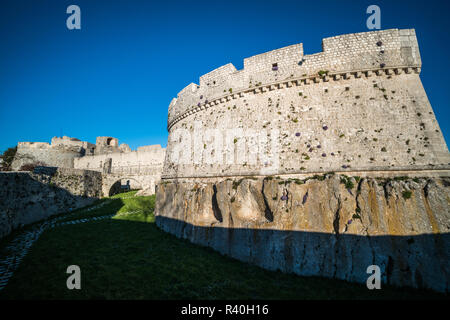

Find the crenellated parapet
[[167, 29, 421, 130], [162, 28, 450, 179]]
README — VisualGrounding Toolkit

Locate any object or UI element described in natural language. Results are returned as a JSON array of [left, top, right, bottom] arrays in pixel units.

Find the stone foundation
[[155, 174, 450, 292]]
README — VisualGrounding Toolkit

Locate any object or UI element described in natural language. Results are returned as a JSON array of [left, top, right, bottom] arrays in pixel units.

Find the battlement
[[17, 142, 51, 149], [168, 29, 421, 127]]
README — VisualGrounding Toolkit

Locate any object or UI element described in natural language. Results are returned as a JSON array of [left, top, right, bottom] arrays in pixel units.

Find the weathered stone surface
[[156, 175, 450, 292], [135, 187, 156, 197], [11, 136, 166, 196], [0, 168, 102, 239]]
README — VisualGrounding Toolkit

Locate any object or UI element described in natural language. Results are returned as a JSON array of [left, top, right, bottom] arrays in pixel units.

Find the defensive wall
[[10, 135, 166, 196], [0, 167, 102, 239], [163, 29, 450, 179], [10, 136, 94, 171], [156, 29, 450, 292]]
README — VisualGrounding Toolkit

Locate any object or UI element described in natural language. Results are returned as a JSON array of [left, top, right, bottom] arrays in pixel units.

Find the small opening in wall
[[272, 63, 278, 71]]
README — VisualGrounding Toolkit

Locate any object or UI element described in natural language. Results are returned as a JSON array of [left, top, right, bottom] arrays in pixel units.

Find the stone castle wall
[[156, 29, 450, 292], [155, 174, 450, 292], [51, 136, 96, 153], [73, 145, 165, 173], [163, 29, 450, 179], [74, 145, 166, 193], [0, 168, 102, 238]]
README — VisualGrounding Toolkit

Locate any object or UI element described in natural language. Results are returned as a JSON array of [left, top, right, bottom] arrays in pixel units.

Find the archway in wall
[[108, 177, 143, 196]]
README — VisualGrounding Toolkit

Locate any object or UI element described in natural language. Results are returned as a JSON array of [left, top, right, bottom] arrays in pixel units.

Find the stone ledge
[[167, 65, 421, 131], [161, 166, 450, 181]]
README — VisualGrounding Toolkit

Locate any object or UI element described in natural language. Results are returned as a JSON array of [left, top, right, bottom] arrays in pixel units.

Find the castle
[[11, 135, 166, 196], [163, 28, 449, 178], [156, 29, 450, 292]]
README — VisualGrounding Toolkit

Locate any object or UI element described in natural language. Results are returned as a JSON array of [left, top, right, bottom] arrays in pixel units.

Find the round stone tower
[[156, 29, 450, 293], [163, 28, 450, 179]]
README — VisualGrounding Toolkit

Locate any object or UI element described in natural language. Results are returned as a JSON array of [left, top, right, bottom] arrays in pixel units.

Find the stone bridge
[[101, 165, 161, 197]]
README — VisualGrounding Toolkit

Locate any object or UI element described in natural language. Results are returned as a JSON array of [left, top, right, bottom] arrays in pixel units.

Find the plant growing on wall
[[402, 190, 412, 199], [0, 146, 17, 171]]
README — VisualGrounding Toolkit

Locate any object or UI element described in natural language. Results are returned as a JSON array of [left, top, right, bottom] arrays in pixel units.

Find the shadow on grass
[[0, 208, 447, 300]]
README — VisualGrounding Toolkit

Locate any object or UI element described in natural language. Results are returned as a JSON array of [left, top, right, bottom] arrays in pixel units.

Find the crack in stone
[[333, 198, 341, 235], [212, 184, 223, 223], [261, 179, 274, 222]]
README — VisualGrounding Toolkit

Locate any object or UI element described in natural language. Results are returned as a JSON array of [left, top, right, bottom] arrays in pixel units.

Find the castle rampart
[[167, 29, 421, 129], [162, 29, 449, 179], [11, 139, 88, 171], [156, 29, 450, 292], [11, 136, 166, 195]]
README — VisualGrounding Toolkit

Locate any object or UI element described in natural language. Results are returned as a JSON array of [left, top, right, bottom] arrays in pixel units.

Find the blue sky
[[0, 0, 449, 152]]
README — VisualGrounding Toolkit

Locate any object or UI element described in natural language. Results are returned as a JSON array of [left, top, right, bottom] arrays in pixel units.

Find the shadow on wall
[[156, 216, 450, 293], [0, 169, 101, 239]]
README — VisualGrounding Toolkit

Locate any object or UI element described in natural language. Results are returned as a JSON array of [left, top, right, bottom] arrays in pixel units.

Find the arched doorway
[[108, 177, 143, 196]]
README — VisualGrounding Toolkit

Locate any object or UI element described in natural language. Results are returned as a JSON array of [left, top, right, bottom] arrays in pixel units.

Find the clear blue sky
[[0, 0, 449, 152]]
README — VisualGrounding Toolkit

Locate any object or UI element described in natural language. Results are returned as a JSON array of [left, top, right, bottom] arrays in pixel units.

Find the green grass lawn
[[0, 191, 445, 300]]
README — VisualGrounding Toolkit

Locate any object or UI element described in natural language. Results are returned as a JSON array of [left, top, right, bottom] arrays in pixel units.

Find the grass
[[0, 191, 445, 300], [402, 190, 413, 199]]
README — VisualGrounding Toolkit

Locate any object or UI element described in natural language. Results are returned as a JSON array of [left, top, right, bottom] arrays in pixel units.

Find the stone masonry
[[163, 29, 450, 178], [0, 167, 102, 239], [156, 29, 450, 292]]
